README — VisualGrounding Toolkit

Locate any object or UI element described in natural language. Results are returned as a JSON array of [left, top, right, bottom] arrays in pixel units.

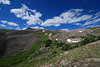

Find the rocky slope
[[0, 29, 42, 57], [52, 27, 100, 43]]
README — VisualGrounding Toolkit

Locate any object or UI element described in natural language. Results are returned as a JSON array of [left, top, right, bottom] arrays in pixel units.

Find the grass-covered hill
[[0, 27, 100, 67]]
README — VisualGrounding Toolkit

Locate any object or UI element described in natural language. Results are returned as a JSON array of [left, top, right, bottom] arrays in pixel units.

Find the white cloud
[[16, 27, 21, 30], [75, 23, 82, 26], [41, 9, 100, 28], [83, 21, 93, 26], [7, 22, 18, 26], [60, 29, 69, 30], [60, 9, 83, 18], [95, 12, 100, 16], [60, 9, 84, 24], [1, 20, 7, 23], [69, 15, 92, 23], [9, 7, 100, 29], [93, 12, 100, 19], [0, 0, 10, 5], [55, 24, 60, 27], [94, 18, 100, 22], [22, 27, 27, 30], [1, 20, 19, 26], [86, 25, 100, 28], [22, 26, 44, 30], [41, 9, 93, 27], [41, 17, 64, 27], [30, 26, 44, 29], [0, 24, 6, 27], [89, 10, 93, 13], [83, 11, 100, 26], [83, 18, 100, 26], [10, 4, 42, 25]]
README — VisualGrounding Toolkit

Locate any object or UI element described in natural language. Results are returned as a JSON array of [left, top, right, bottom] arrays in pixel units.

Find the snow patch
[[45, 33, 47, 36], [79, 31, 83, 32], [56, 38, 58, 41], [49, 33, 52, 36], [67, 39, 80, 43], [67, 39, 72, 42], [42, 30, 45, 32]]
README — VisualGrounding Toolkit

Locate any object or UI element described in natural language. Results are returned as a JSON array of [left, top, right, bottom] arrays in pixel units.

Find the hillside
[[0, 28, 42, 57], [0, 27, 100, 67], [17, 40, 100, 67]]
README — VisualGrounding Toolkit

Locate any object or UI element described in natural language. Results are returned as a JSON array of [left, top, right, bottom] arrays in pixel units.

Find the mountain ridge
[[0, 27, 100, 67]]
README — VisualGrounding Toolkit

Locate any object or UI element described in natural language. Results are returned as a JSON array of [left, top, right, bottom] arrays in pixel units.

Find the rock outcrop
[[0, 29, 42, 57]]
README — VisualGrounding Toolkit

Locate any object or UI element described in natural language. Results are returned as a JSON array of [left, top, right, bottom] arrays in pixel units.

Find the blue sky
[[0, 0, 100, 30]]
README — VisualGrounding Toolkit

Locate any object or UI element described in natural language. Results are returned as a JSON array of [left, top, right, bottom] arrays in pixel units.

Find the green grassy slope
[[0, 29, 100, 67], [16, 40, 100, 67], [0, 30, 58, 67]]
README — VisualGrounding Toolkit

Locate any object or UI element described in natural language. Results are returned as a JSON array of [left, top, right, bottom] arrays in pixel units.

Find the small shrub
[[45, 39, 52, 47], [61, 44, 70, 51], [52, 51, 57, 54], [57, 42, 64, 47]]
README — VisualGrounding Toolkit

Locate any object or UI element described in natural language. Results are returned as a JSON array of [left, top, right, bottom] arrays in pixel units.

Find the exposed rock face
[[0, 31, 7, 57], [0, 29, 42, 57], [0, 38, 7, 57]]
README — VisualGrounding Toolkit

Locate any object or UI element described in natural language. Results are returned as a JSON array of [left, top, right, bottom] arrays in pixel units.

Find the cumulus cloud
[[1, 20, 7, 23], [41, 9, 93, 27], [9, 7, 100, 29], [30, 26, 44, 29], [22, 26, 44, 30], [10, 4, 42, 25], [0, 0, 10, 5], [0, 24, 6, 27], [41, 9, 100, 28], [41, 17, 64, 27], [22, 27, 27, 30], [7, 22, 18, 26], [1, 20, 19, 26]]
